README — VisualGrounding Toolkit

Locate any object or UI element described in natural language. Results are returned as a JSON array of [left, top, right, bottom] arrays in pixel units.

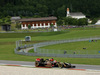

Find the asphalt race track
[[0, 60, 100, 70]]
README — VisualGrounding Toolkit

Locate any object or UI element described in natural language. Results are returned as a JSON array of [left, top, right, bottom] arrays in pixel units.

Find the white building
[[19, 17, 57, 29], [95, 20, 100, 25], [66, 8, 86, 19]]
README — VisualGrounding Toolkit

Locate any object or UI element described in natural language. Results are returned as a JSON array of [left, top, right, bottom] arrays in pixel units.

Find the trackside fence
[[14, 37, 100, 58]]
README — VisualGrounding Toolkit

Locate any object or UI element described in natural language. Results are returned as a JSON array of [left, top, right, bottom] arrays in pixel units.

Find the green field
[[0, 27, 100, 65], [40, 41, 100, 54]]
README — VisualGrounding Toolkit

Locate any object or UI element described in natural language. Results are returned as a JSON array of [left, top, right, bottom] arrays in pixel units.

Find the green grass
[[0, 31, 66, 38], [28, 49, 34, 53], [0, 42, 100, 65], [40, 41, 100, 54], [0, 27, 100, 40], [0, 27, 100, 65]]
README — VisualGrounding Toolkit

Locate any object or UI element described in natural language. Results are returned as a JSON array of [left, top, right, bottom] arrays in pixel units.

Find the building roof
[[11, 16, 21, 20], [19, 17, 57, 22], [70, 12, 85, 16]]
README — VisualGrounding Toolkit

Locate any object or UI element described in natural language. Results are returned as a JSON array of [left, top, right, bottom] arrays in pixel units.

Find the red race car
[[35, 58, 75, 68]]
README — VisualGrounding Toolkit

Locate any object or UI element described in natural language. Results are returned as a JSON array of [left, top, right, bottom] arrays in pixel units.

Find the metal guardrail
[[14, 49, 100, 58], [14, 37, 100, 58]]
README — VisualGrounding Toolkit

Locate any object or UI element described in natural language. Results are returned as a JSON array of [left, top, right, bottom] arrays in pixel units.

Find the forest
[[0, 0, 100, 19]]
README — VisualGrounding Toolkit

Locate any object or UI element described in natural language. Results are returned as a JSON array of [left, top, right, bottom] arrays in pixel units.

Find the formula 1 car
[[35, 58, 75, 68]]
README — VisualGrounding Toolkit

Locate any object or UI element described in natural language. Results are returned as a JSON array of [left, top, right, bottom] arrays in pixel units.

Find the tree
[[0, 0, 100, 19], [50, 23, 54, 28], [28, 24, 31, 29], [57, 19, 63, 26], [64, 17, 88, 26], [64, 17, 77, 25], [0, 17, 11, 26], [57, 5, 66, 17], [50, 23, 54, 31], [15, 22, 21, 29], [78, 18, 88, 26], [91, 18, 98, 24]]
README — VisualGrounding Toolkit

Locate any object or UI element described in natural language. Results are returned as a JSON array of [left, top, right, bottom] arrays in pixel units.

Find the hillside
[[0, 0, 100, 18]]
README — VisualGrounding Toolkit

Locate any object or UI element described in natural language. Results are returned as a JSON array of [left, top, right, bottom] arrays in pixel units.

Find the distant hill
[[0, 0, 100, 18]]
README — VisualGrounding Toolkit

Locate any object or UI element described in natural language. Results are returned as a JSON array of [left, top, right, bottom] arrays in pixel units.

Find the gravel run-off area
[[0, 66, 100, 75]]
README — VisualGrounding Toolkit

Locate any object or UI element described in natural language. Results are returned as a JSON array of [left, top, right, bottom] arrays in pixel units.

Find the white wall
[[21, 22, 57, 29], [21, 24, 28, 29], [71, 16, 86, 19]]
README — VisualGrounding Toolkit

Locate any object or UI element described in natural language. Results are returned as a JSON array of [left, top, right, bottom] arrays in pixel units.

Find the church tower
[[66, 8, 70, 17]]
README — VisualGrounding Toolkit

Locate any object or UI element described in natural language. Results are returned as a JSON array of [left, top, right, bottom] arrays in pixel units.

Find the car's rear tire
[[35, 61, 39, 67]]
